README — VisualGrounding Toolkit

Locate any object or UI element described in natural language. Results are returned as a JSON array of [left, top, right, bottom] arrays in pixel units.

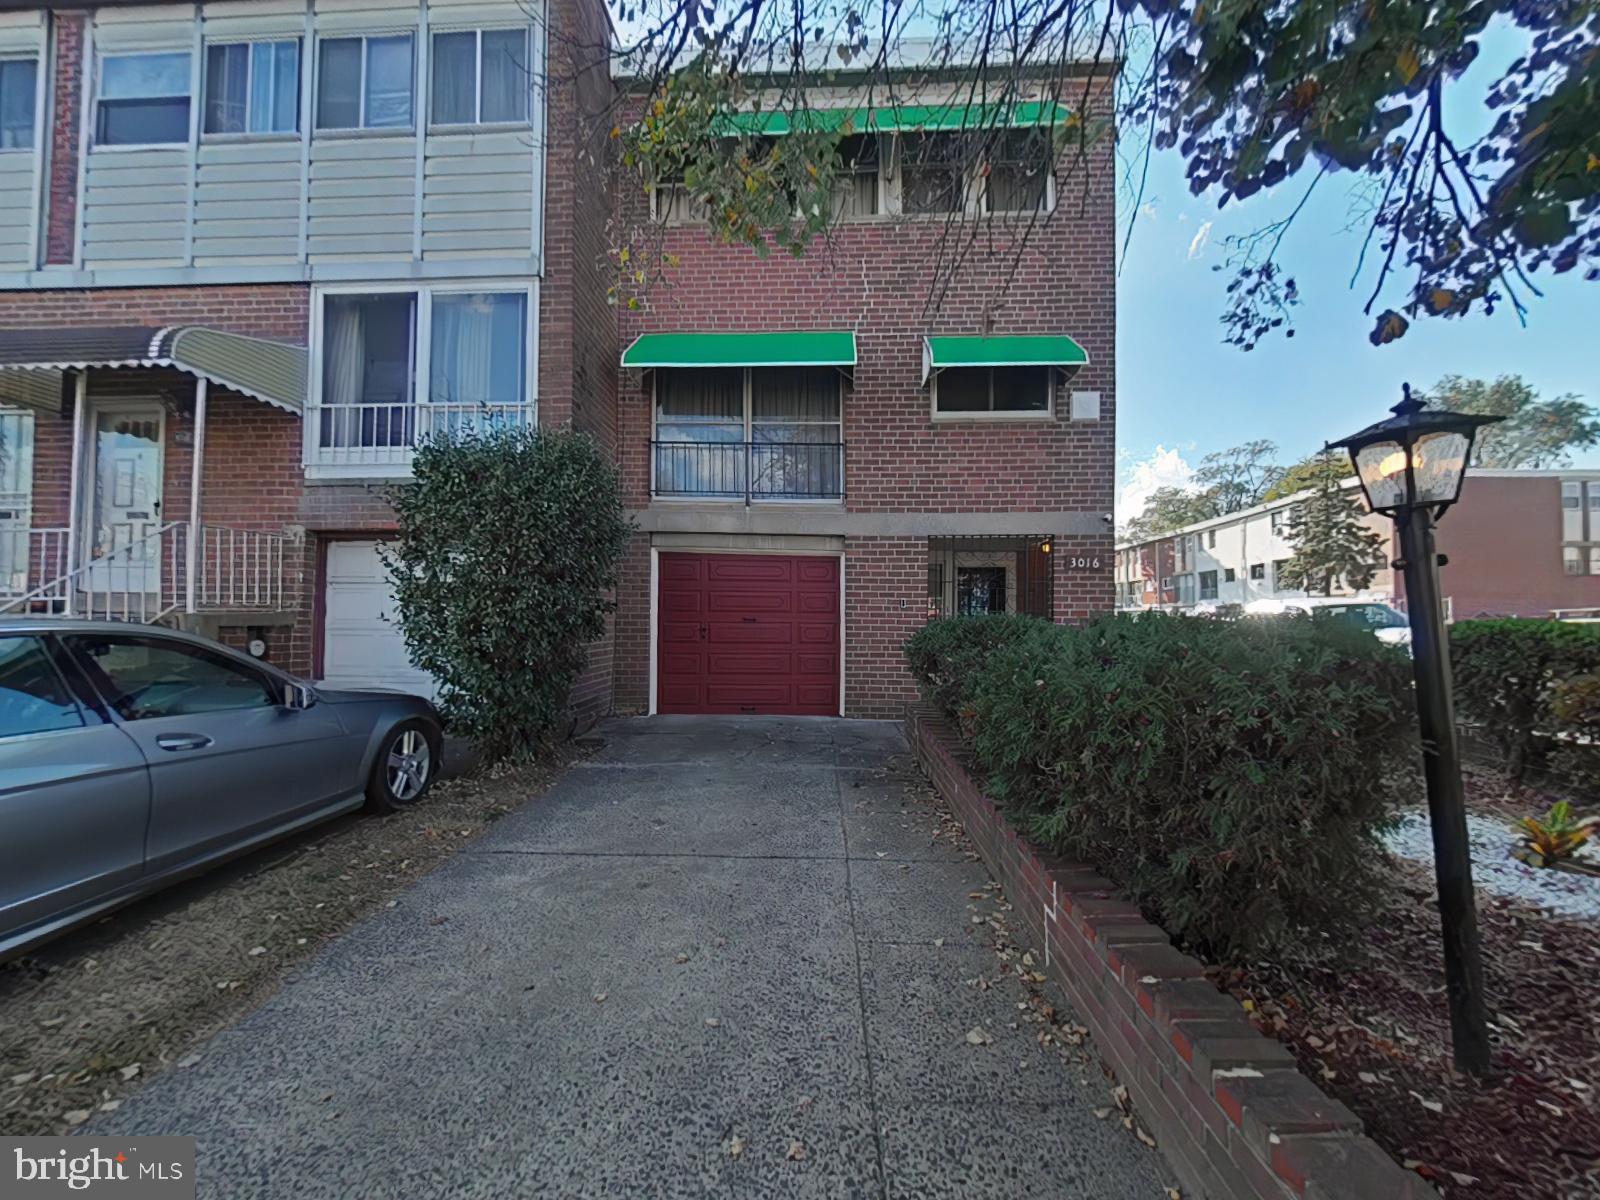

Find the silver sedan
[[0, 619, 443, 961]]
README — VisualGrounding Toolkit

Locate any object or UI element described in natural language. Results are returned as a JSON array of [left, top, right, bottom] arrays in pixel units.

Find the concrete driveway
[[100, 717, 1173, 1199]]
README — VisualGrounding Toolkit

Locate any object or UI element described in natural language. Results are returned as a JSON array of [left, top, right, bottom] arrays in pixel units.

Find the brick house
[[0, 0, 1116, 720], [1115, 469, 1600, 620]]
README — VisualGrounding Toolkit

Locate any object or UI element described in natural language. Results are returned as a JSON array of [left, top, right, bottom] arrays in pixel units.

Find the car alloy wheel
[[387, 728, 432, 802]]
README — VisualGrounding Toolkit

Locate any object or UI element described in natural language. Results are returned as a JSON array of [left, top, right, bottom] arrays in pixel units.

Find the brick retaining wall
[[905, 705, 1433, 1200]]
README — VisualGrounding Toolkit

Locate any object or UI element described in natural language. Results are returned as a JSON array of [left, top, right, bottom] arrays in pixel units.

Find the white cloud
[[1186, 220, 1212, 261], [1118, 445, 1196, 524]]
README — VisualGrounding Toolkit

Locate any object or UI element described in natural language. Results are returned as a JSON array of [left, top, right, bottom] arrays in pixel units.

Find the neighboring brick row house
[[1115, 469, 1600, 621], [0, 0, 1116, 720]]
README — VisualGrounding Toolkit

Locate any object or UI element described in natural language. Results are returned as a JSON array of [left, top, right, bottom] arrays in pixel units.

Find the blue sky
[[1112, 27, 1598, 518]]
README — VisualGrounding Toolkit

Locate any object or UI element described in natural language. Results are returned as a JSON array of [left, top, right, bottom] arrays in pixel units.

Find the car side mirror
[[284, 683, 317, 710]]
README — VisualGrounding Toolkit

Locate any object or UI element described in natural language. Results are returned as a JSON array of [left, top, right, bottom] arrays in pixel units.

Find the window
[[0, 57, 37, 149], [65, 634, 275, 720], [933, 366, 1051, 417], [1270, 509, 1288, 534], [1223, 567, 1236, 583], [1207, 529, 1217, 549], [1273, 558, 1290, 584], [983, 128, 1050, 213], [431, 28, 528, 125], [652, 366, 843, 499], [1590, 482, 1600, 541], [0, 637, 83, 738], [1199, 570, 1218, 600], [1565, 546, 1583, 576], [316, 34, 413, 130], [1562, 480, 1584, 542], [204, 40, 299, 134], [317, 287, 531, 458], [96, 51, 191, 146], [1249, 563, 1265, 581], [900, 132, 967, 214], [1592, 548, 1600, 577], [834, 134, 879, 218], [957, 566, 1009, 614]]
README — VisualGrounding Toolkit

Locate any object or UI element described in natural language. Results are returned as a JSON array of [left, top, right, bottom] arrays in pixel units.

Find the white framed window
[[833, 134, 880, 219], [431, 27, 529, 126], [315, 34, 413, 131], [0, 57, 37, 149], [95, 51, 192, 147], [309, 282, 536, 475], [1270, 508, 1288, 533], [931, 366, 1053, 420], [893, 129, 1055, 217], [204, 39, 300, 135], [1566, 546, 1584, 576], [1562, 480, 1584, 541], [899, 131, 968, 215]]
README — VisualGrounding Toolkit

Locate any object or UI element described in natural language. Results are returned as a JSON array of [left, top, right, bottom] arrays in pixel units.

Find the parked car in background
[[0, 621, 442, 961], [1242, 597, 1413, 648]]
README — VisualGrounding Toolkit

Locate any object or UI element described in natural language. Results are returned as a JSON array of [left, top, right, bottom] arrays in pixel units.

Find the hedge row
[[904, 613, 1417, 962], [1450, 618, 1600, 790]]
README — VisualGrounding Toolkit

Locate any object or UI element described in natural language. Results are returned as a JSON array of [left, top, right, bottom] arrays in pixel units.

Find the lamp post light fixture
[[1328, 383, 1502, 1078]]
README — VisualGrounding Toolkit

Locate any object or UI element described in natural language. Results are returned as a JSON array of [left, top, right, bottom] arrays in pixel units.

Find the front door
[[84, 405, 164, 594]]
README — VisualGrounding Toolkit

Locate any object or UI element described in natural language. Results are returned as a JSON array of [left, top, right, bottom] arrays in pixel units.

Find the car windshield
[[1317, 604, 1407, 630]]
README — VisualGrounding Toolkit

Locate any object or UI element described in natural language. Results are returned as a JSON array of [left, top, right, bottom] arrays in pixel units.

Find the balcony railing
[[0, 522, 299, 620], [311, 402, 537, 471], [651, 440, 845, 503]]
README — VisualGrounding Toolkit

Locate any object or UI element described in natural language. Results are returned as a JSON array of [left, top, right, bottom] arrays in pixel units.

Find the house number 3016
[[1067, 556, 1102, 569]]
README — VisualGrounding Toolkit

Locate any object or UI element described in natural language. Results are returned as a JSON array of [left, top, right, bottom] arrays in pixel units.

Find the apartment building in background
[[0, 1, 1116, 718], [1116, 469, 1600, 620]]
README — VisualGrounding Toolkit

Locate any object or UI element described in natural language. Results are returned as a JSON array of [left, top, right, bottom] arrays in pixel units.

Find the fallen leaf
[[176, 1055, 201, 1070], [1358, 1072, 1379, 1084], [705, 1018, 721, 1028], [9, 1071, 36, 1086], [727, 1136, 746, 1159], [248, 946, 266, 957], [63, 1110, 91, 1127], [674, 952, 690, 964], [592, 992, 608, 1004], [1135, 1126, 1157, 1148], [1408, 1090, 1444, 1114], [118, 1063, 141, 1081], [786, 1140, 806, 1161], [99, 1100, 122, 1113], [965, 1027, 992, 1046], [1093, 1107, 1111, 1119]]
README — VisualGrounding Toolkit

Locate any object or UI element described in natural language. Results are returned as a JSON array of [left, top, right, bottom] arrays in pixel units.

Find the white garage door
[[321, 540, 437, 698]]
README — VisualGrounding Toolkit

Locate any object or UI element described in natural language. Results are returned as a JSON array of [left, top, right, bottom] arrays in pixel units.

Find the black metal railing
[[651, 440, 845, 503]]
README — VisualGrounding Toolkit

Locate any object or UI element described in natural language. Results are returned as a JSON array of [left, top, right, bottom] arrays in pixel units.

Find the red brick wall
[[0, 285, 309, 340], [44, 11, 84, 268], [1396, 476, 1600, 619], [613, 80, 1118, 715]]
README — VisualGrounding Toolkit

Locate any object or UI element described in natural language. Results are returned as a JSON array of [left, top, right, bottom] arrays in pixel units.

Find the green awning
[[621, 331, 857, 369], [921, 334, 1089, 383], [716, 100, 1072, 138]]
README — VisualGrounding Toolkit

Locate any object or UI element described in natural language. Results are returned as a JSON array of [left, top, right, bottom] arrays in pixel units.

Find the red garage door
[[657, 553, 840, 715]]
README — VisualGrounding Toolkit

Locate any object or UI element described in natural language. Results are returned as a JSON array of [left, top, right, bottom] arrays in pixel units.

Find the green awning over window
[[921, 334, 1089, 383], [716, 100, 1072, 138], [621, 331, 857, 369]]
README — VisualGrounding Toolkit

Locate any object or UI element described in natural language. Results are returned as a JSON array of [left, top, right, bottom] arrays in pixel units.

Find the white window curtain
[[428, 292, 527, 437], [320, 294, 415, 449], [431, 31, 475, 123]]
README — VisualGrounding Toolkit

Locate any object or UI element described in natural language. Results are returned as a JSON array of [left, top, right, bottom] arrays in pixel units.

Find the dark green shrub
[[911, 612, 1416, 962], [903, 614, 1057, 721], [1548, 674, 1600, 795], [385, 427, 631, 761], [1450, 619, 1600, 780]]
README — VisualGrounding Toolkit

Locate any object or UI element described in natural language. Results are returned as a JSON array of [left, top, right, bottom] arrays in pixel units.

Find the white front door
[[321, 540, 437, 698], [0, 409, 36, 595], [85, 406, 165, 594]]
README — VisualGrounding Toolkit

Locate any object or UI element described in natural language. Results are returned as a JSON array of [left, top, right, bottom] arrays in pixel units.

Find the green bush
[[1548, 674, 1600, 795], [1450, 619, 1600, 781], [385, 427, 631, 761], [906, 613, 1416, 961], [903, 614, 1054, 722]]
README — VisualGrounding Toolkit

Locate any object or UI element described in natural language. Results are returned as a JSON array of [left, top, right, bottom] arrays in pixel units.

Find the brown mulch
[[0, 749, 578, 1135], [1212, 769, 1600, 1200]]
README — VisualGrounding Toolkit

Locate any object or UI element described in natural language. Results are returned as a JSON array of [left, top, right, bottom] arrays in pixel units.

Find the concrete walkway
[[101, 717, 1173, 1199]]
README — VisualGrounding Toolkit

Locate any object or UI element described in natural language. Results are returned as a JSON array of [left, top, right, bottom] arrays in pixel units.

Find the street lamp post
[[1328, 384, 1502, 1079]]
